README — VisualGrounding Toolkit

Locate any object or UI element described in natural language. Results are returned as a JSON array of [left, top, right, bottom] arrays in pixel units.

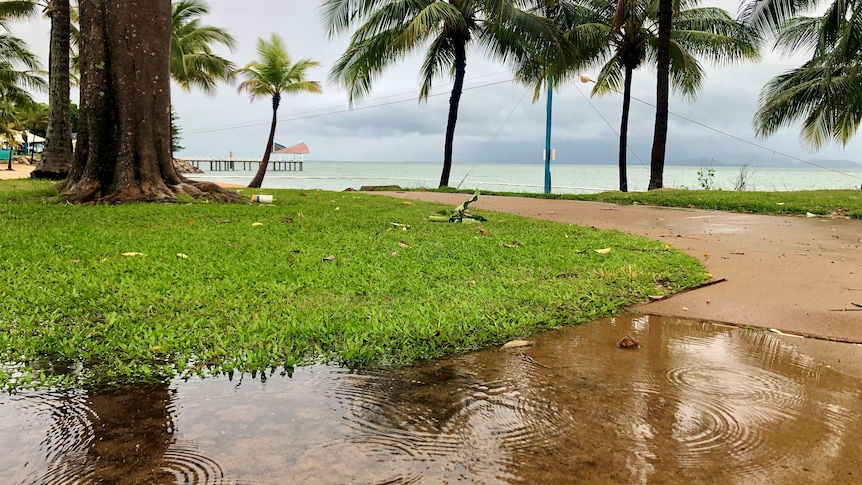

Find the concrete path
[[382, 191, 862, 374]]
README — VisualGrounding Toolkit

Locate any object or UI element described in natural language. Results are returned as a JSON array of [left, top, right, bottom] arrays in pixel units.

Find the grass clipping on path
[[0, 183, 707, 391]]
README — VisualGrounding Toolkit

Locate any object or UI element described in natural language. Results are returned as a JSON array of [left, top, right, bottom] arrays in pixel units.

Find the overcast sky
[[12, 0, 862, 168]]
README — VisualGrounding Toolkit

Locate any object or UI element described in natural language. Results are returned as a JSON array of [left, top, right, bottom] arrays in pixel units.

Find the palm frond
[[170, 0, 235, 94], [591, 55, 626, 97], [737, 0, 819, 35], [0, 1, 38, 20], [755, 57, 862, 148], [418, 31, 455, 100], [772, 15, 820, 55], [237, 34, 322, 102]]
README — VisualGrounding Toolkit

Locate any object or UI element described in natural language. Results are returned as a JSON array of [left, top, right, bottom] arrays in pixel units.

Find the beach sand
[[0, 164, 245, 188], [0, 163, 35, 180]]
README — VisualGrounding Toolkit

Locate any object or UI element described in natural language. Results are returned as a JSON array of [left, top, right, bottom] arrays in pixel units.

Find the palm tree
[[0, 20, 44, 90], [323, 0, 553, 188], [0, 63, 41, 170], [0, 0, 72, 179], [18, 101, 47, 161], [0, 11, 42, 171], [0, 20, 45, 137], [741, 0, 862, 148], [583, 0, 759, 191], [170, 0, 235, 94], [236, 34, 322, 189], [648, 0, 673, 190]]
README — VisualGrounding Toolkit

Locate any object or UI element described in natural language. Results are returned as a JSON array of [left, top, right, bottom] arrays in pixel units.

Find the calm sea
[[191, 161, 862, 193]]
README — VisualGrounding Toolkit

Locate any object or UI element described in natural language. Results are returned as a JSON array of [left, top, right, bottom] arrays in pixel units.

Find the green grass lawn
[[0, 180, 706, 391], [434, 187, 862, 218]]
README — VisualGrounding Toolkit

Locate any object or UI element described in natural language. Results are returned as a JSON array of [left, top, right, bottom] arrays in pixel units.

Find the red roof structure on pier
[[273, 142, 310, 155]]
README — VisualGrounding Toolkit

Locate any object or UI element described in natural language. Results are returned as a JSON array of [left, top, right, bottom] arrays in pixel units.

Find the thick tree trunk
[[31, 0, 73, 180], [648, 0, 673, 190], [439, 38, 467, 188], [247, 94, 280, 189], [618, 65, 634, 193], [61, 0, 233, 203]]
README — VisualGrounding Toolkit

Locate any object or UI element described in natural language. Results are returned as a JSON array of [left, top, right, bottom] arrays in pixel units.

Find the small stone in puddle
[[616, 335, 640, 349]]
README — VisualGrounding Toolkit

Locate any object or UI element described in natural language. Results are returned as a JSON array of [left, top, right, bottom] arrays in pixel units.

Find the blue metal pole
[[544, 77, 554, 194]]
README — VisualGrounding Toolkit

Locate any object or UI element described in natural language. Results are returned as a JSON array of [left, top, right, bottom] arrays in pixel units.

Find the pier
[[182, 157, 303, 172]]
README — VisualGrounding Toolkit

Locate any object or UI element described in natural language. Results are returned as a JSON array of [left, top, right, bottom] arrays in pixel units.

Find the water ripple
[[3, 316, 862, 484]]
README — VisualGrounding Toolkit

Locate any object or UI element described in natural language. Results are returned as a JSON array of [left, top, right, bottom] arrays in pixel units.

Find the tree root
[[171, 181, 242, 202], [59, 179, 242, 204]]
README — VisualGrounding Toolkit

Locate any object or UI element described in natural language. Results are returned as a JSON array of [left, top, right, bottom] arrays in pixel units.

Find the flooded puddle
[[2, 315, 861, 484]]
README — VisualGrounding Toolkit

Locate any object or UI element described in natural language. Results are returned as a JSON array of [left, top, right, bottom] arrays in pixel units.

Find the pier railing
[[182, 157, 303, 172]]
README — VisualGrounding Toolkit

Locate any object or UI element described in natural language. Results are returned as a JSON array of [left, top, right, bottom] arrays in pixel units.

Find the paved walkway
[[382, 192, 862, 371]]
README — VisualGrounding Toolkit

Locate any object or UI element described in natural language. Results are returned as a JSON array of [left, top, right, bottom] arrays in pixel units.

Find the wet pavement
[[2, 315, 861, 484], [382, 192, 862, 347]]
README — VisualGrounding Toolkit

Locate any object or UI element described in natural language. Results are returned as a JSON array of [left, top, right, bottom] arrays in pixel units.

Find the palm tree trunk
[[31, 0, 74, 180], [649, 0, 672, 190], [29, 125, 36, 163], [439, 38, 467, 188], [248, 93, 280, 189], [618, 65, 634, 192], [62, 0, 183, 202]]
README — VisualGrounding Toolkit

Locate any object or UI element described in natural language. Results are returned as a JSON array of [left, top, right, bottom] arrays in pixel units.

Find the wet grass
[[431, 187, 862, 218], [0, 180, 707, 392]]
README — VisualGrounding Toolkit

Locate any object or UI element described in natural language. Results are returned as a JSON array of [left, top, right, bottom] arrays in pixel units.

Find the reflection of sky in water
[[1, 315, 861, 484]]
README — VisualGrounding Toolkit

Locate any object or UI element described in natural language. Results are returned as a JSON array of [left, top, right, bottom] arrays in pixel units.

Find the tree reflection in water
[[2, 315, 861, 484], [26, 383, 228, 485]]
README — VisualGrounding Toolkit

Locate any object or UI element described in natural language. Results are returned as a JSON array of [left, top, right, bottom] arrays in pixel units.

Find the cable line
[[186, 70, 862, 183]]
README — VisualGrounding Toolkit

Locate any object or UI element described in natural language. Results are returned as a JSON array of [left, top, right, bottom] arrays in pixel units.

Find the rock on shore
[[173, 159, 204, 174]]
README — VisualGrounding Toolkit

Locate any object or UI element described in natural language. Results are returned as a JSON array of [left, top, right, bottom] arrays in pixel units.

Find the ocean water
[[191, 161, 862, 193]]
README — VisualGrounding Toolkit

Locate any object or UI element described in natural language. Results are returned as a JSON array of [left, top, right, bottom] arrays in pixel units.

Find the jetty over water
[[183, 157, 303, 172]]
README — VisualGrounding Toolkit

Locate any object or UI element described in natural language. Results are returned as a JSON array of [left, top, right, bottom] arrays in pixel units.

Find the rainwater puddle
[[1, 315, 861, 484]]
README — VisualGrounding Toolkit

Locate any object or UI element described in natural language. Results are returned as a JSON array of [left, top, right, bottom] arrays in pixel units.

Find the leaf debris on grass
[[0, 183, 708, 392]]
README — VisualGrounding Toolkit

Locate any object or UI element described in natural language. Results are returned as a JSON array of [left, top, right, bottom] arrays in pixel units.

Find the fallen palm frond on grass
[[0, 181, 707, 392]]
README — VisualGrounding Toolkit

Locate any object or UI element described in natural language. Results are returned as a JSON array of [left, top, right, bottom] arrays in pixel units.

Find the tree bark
[[649, 0, 673, 190], [31, 0, 73, 180], [60, 0, 233, 203], [439, 37, 467, 188], [618, 64, 633, 193], [247, 94, 280, 189]]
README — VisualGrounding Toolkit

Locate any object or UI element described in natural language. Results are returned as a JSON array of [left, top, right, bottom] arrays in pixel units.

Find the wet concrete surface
[[2, 315, 861, 484], [381, 193, 862, 346], [380, 192, 862, 384]]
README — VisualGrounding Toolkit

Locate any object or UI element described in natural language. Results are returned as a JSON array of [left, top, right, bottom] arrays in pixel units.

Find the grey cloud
[[11, 0, 862, 166]]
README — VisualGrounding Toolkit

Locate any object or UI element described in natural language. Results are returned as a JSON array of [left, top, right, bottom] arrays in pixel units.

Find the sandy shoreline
[[0, 163, 35, 180], [0, 164, 246, 188]]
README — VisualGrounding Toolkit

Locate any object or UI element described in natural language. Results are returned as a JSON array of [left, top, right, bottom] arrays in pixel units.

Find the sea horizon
[[188, 160, 862, 193]]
